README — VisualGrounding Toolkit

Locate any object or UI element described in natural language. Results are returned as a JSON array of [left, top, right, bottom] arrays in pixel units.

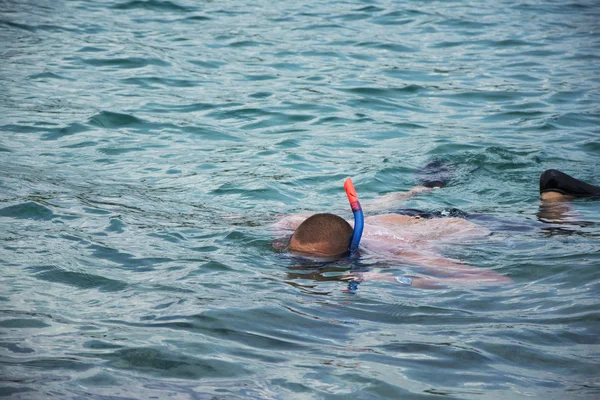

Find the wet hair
[[291, 213, 353, 255]]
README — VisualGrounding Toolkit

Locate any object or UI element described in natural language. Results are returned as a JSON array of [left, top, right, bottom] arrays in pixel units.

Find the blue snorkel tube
[[344, 178, 364, 255]]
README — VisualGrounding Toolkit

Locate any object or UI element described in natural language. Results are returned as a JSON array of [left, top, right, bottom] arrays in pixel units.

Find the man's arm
[[345, 270, 511, 289], [345, 266, 511, 289], [362, 186, 434, 212], [272, 184, 434, 229], [344, 250, 512, 288]]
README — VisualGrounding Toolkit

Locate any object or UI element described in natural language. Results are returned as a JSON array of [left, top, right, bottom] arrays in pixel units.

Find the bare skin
[[540, 192, 573, 201], [538, 191, 577, 222], [275, 186, 512, 288]]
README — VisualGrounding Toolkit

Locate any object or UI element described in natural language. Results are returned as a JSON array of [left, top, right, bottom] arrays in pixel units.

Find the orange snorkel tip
[[344, 178, 360, 211], [345, 178, 363, 254]]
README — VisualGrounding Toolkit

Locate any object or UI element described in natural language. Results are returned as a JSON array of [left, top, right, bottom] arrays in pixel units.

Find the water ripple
[[1, 0, 599, 398]]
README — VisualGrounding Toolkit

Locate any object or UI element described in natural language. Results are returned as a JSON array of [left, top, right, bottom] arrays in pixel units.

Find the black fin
[[417, 160, 454, 188], [540, 169, 600, 198]]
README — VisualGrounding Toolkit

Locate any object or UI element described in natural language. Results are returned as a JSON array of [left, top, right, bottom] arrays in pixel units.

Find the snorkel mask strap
[[344, 178, 364, 255]]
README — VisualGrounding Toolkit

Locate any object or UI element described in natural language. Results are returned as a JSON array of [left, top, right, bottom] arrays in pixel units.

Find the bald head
[[289, 213, 353, 257]]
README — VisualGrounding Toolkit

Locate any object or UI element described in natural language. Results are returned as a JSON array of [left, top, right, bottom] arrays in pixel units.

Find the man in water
[[275, 169, 599, 289]]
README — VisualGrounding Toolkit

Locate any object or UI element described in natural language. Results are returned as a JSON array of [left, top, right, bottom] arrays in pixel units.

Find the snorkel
[[344, 178, 364, 255]]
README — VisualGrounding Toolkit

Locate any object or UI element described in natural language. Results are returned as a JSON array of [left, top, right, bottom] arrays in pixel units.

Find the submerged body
[[278, 213, 486, 256], [276, 210, 510, 287], [276, 169, 599, 289]]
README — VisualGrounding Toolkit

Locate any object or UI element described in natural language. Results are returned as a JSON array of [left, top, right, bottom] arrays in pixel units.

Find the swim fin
[[539, 169, 600, 198], [417, 160, 454, 188]]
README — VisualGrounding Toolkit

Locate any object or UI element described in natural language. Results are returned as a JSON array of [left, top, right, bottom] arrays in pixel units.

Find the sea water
[[1, 0, 599, 398]]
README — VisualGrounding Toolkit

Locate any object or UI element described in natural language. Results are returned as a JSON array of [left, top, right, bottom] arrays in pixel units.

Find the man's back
[[362, 214, 488, 254]]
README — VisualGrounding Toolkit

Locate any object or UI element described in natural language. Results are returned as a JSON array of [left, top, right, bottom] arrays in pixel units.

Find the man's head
[[289, 213, 353, 257]]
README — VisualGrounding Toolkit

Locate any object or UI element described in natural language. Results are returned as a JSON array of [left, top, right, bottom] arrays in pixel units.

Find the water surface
[[1, 0, 599, 398]]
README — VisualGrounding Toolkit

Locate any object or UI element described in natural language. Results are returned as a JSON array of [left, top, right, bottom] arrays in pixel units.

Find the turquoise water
[[1, 0, 599, 398]]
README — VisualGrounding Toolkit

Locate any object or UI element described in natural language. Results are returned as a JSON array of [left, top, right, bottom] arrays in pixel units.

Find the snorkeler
[[275, 169, 599, 289]]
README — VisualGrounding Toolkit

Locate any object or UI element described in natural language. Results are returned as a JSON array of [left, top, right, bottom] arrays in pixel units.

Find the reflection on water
[[537, 198, 600, 238], [538, 198, 578, 223]]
